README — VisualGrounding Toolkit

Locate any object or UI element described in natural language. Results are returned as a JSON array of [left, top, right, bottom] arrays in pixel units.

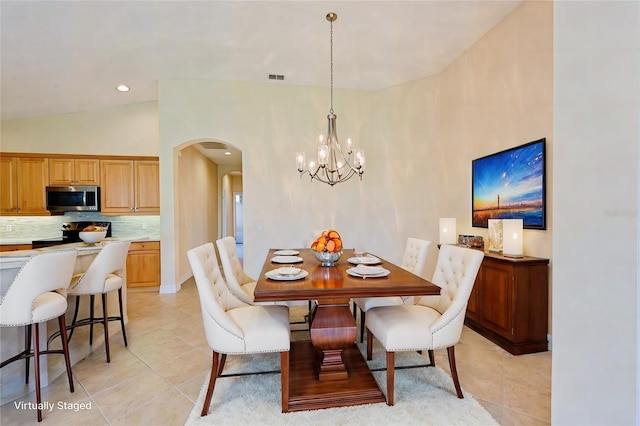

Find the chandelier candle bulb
[[296, 152, 306, 171]]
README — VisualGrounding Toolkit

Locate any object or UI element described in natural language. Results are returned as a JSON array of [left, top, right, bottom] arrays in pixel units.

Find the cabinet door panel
[[49, 158, 75, 185], [480, 261, 513, 339], [127, 243, 160, 287], [134, 161, 160, 213], [465, 275, 481, 322], [101, 160, 135, 213], [74, 159, 100, 185], [17, 158, 49, 214], [0, 157, 18, 213]]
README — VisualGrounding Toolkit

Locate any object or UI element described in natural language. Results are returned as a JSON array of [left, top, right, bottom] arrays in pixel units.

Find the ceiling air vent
[[199, 142, 228, 150], [268, 74, 285, 80]]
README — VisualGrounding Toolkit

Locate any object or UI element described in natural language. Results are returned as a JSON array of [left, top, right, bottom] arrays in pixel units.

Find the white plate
[[347, 267, 390, 278], [265, 269, 308, 281], [275, 267, 301, 276], [270, 255, 303, 264], [354, 265, 387, 275], [348, 256, 381, 265], [274, 249, 300, 256]]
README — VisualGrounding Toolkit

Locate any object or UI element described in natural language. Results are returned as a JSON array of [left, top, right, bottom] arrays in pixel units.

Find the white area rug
[[185, 330, 498, 425]]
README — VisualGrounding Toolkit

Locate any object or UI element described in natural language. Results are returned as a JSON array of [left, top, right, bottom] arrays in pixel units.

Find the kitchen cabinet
[[126, 241, 160, 287], [49, 158, 100, 185], [100, 160, 160, 215], [0, 156, 49, 215], [0, 244, 32, 252], [465, 252, 549, 355]]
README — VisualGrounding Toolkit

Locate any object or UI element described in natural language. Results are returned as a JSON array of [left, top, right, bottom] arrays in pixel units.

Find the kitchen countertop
[[0, 236, 160, 246], [0, 237, 155, 268]]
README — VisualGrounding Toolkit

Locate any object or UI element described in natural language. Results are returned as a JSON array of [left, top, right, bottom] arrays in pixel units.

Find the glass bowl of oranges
[[310, 229, 343, 267]]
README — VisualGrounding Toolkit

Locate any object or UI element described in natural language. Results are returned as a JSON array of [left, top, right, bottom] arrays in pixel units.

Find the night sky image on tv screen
[[472, 139, 545, 229]]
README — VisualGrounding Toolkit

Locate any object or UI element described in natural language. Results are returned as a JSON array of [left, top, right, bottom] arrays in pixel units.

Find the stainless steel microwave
[[46, 186, 100, 213]]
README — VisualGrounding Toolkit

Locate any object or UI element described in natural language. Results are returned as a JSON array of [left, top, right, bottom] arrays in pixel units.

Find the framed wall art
[[472, 138, 546, 230]]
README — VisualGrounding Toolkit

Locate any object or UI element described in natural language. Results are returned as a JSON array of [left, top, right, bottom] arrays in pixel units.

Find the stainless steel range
[[31, 221, 112, 249]]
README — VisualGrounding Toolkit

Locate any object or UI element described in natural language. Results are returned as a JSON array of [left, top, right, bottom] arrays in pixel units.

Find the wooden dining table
[[254, 248, 441, 412]]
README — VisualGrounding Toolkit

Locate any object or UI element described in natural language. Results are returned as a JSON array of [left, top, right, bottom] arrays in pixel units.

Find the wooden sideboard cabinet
[[126, 241, 161, 288], [465, 252, 549, 355]]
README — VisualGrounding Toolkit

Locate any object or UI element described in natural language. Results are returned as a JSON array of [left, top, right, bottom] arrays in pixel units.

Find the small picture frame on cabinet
[[488, 219, 503, 252]]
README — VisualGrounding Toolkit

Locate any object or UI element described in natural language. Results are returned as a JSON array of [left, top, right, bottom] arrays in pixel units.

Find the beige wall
[[0, 102, 158, 155], [157, 79, 375, 290], [176, 145, 218, 284], [435, 0, 553, 327], [552, 1, 639, 423]]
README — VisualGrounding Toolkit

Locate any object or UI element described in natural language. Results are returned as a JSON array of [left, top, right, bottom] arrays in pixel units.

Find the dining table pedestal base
[[309, 303, 357, 381], [287, 341, 386, 412]]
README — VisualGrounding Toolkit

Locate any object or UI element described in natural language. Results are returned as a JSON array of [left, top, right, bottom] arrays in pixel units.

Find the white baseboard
[[547, 333, 552, 350], [159, 283, 179, 293]]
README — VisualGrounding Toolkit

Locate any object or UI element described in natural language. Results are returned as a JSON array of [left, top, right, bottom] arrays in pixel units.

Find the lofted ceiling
[[0, 0, 521, 165]]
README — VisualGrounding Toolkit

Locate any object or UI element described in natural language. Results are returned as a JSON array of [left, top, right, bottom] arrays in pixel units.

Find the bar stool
[[0, 250, 78, 422], [66, 240, 130, 363]]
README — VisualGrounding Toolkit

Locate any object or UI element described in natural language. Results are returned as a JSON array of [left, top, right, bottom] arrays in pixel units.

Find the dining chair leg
[[89, 295, 95, 345], [24, 326, 31, 384], [386, 351, 395, 406], [201, 351, 220, 417], [366, 327, 373, 360], [446, 346, 463, 398], [102, 293, 110, 363], [117, 288, 128, 346], [58, 314, 75, 393], [360, 310, 366, 343], [33, 324, 43, 422], [280, 351, 290, 413], [217, 354, 227, 377], [428, 349, 435, 366]]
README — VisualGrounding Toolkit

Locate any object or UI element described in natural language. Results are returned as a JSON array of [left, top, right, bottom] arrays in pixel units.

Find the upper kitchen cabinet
[[49, 157, 100, 185], [0, 156, 49, 215], [100, 159, 160, 215]]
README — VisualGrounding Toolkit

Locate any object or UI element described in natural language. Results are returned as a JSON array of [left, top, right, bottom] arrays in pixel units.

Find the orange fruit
[[326, 240, 336, 252], [328, 230, 340, 240]]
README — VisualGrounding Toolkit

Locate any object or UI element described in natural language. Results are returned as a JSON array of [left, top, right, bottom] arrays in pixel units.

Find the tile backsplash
[[0, 213, 160, 241]]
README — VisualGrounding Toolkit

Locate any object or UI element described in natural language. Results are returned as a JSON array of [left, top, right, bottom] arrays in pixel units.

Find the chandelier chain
[[330, 17, 334, 115]]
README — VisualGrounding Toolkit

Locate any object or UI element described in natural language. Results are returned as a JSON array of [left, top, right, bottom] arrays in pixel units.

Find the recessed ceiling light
[[116, 85, 130, 92], [224, 151, 232, 156]]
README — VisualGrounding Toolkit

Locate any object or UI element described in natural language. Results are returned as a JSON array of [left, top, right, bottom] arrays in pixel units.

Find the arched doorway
[[173, 139, 242, 287]]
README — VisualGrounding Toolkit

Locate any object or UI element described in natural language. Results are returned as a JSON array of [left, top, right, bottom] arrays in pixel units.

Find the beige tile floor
[[1, 278, 551, 425]]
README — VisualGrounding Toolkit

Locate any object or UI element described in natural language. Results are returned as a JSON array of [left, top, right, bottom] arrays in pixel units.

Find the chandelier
[[296, 12, 365, 186]]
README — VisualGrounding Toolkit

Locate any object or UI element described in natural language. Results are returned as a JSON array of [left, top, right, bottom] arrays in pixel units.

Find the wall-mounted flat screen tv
[[472, 138, 546, 230]]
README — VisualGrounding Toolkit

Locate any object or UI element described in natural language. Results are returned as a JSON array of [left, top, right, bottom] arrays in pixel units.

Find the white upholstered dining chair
[[0, 250, 77, 422], [187, 242, 291, 415], [365, 244, 484, 405], [65, 240, 130, 363], [352, 237, 431, 342], [216, 236, 257, 305]]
